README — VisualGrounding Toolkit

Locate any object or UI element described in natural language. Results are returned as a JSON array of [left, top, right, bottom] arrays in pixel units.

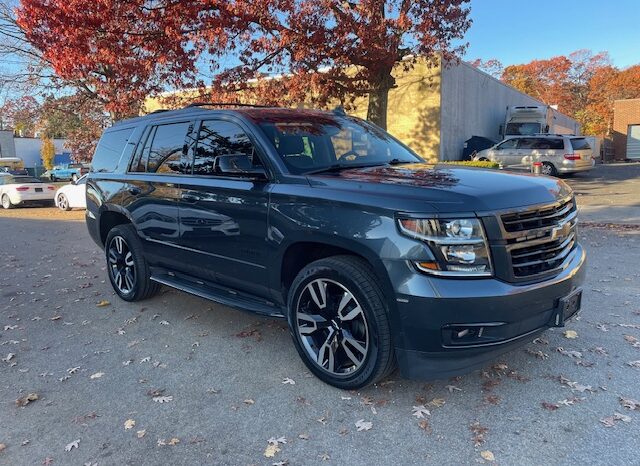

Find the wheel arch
[[99, 207, 134, 246]]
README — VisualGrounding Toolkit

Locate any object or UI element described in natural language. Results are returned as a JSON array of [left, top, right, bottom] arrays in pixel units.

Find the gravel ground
[[1, 212, 639, 466]]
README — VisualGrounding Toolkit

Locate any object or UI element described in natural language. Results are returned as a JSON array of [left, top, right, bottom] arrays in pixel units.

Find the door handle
[[181, 193, 201, 202], [127, 186, 141, 195]]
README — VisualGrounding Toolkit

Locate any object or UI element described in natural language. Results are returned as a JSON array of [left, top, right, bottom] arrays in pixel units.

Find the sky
[[463, 0, 640, 68]]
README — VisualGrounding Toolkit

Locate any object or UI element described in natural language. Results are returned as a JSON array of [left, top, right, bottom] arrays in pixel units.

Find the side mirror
[[215, 155, 267, 178]]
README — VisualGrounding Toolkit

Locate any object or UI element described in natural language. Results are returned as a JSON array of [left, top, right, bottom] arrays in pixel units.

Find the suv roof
[[112, 105, 336, 128]]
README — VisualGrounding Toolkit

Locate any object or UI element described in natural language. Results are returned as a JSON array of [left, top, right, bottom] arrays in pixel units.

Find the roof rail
[[148, 108, 171, 114], [184, 102, 272, 109], [533, 132, 577, 137]]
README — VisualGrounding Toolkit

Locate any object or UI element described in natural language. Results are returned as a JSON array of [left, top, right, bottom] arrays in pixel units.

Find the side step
[[150, 269, 286, 318]]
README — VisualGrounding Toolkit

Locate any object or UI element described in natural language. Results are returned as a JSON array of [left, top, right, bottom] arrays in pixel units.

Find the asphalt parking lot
[[1, 168, 639, 465]]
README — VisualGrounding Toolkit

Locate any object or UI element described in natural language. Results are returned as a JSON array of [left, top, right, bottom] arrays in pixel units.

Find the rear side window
[[516, 138, 537, 149], [571, 138, 591, 150], [91, 127, 134, 173], [532, 138, 564, 150], [147, 122, 191, 174]]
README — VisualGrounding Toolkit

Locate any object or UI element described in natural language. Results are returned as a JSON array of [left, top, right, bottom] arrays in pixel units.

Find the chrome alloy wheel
[[295, 279, 370, 375], [108, 235, 136, 294]]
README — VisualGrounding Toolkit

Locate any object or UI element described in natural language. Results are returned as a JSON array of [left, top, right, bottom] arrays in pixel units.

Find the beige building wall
[[146, 59, 443, 163]]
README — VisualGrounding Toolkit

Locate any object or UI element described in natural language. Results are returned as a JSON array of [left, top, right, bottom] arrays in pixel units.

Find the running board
[[150, 270, 285, 318]]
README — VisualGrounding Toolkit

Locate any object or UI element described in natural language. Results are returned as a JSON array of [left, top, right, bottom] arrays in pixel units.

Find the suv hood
[[306, 163, 573, 212]]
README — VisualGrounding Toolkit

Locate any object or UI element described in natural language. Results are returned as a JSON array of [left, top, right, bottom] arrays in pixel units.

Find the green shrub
[[439, 160, 500, 169]]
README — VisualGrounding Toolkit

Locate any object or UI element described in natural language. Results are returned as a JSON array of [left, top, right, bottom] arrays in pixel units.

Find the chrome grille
[[500, 197, 578, 279]]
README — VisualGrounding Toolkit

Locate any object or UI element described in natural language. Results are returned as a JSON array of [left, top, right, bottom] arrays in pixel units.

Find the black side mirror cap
[[215, 155, 267, 178]]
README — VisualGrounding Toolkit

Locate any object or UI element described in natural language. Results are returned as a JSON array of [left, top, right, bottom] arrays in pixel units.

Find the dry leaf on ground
[[411, 405, 430, 418], [355, 419, 373, 431], [137, 430, 146, 438], [480, 450, 495, 462], [564, 330, 578, 339], [65, 439, 80, 451], [89, 372, 104, 379], [15, 393, 39, 407], [153, 396, 173, 403], [124, 419, 136, 430], [96, 300, 110, 307]]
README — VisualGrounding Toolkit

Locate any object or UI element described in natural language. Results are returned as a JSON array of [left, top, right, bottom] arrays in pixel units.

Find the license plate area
[[35, 188, 43, 192], [552, 289, 582, 327]]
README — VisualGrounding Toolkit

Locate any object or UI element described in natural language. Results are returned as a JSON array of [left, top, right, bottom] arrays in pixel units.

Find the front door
[[177, 118, 272, 299], [492, 138, 519, 166]]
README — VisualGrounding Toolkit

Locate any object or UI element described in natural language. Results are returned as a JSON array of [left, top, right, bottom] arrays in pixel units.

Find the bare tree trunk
[[366, 70, 395, 130]]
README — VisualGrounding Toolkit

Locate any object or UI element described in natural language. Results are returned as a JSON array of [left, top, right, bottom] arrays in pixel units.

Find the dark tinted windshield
[[256, 115, 421, 174], [505, 122, 542, 136], [10, 176, 42, 184]]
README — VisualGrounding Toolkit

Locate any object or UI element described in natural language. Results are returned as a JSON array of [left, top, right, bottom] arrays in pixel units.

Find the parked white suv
[[474, 135, 594, 176]]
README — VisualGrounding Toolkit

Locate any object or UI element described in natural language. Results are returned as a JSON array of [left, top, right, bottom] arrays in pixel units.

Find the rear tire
[[105, 224, 160, 301], [541, 162, 558, 177], [288, 255, 396, 389], [2, 194, 13, 209]]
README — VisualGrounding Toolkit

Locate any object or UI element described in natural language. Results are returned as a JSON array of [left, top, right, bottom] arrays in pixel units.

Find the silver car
[[474, 135, 594, 176]]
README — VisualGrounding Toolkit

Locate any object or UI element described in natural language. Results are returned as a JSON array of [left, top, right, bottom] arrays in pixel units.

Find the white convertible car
[[55, 174, 87, 210], [0, 174, 56, 209]]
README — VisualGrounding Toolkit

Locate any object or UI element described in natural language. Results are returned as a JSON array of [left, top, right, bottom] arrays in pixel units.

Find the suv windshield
[[255, 114, 421, 175]]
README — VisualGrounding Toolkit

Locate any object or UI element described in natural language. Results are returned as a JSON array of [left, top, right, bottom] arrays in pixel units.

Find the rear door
[[569, 138, 594, 168], [123, 119, 194, 269], [176, 118, 272, 299]]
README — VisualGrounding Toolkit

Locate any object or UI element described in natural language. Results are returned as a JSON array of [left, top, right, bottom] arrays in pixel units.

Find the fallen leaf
[[264, 444, 280, 458], [480, 450, 495, 462], [243, 399, 255, 405], [159, 320, 170, 326], [446, 384, 462, 393], [542, 401, 560, 411], [64, 439, 80, 452], [153, 396, 173, 403], [16, 393, 39, 407], [124, 419, 136, 430], [318, 453, 330, 461], [563, 330, 578, 339], [470, 422, 488, 446], [628, 360, 640, 368], [0, 443, 5, 452], [526, 349, 549, 360], [167, 438, 179, 446], [136, 430, 146, 438], [298, 433, 309, 440], [96, 300, 110, 307], [1, 353, 15, 363], [4, 325, 18, 331], [355, 419, 372, 431], [428, 398, 446, 408], [418, 419, 431, 433], [411, 405, 430, 418], [620, 397, 640, 410], [89, 372, 104, 379], [282, 378, 295, 385], [601, 412, 632, 427]]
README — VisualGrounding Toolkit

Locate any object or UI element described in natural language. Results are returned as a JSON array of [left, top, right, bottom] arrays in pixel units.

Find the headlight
[[398, 217, 492, 277]]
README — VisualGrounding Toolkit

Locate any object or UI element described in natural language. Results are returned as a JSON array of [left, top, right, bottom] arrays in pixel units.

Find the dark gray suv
[[86, 104, 586, 389]]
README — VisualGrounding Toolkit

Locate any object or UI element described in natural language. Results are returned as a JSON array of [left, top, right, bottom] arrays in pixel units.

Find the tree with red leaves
[[15, 0, 234, 119], [207, 0, 472, 129]]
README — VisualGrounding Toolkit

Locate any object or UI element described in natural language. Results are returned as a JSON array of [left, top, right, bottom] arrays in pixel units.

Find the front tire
[[288, 255, 396, 389], [57, 194, 71, 211], [2, 194, 13, 209], [105, 224, 160, 301]]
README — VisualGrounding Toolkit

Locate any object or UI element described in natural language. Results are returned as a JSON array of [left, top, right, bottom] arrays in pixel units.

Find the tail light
[[16, 186, 29, 191], [564, 154, 581, 160], [47, 186, 55, 190]]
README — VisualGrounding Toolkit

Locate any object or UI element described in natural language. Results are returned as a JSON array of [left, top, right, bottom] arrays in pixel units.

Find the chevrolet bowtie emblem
[[550, 222, 571, 240]]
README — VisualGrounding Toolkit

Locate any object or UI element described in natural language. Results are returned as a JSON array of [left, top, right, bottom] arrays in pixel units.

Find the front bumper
[[388, 243, 586, 380]]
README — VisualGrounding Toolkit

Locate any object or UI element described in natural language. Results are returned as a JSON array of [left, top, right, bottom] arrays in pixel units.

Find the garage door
[[628, 125, 640, 159]]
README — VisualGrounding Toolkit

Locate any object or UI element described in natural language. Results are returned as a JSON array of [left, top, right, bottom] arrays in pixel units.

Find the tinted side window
[[497, 139, 518, 150], [571, 138, 591, 150], [517, 138, 537, 149], [91, 127, 134, 173], [146, 122, 191, 174], [532, 138, 564, 150], [193, 120, 258, 176]]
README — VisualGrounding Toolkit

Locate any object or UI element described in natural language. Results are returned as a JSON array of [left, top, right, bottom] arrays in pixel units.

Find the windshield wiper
[[305, 162, 386, 175], [305, 159, 418, 175]]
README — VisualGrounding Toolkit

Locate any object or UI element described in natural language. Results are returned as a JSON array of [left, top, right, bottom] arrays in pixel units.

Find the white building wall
[[439, 61, 580, 160], [14, 138, 68, 167]]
